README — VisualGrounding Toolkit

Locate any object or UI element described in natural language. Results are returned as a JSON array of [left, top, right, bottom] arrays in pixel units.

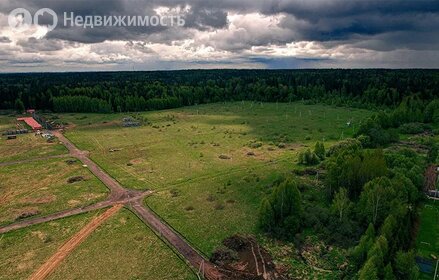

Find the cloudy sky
[[0, 0, 438, 72]]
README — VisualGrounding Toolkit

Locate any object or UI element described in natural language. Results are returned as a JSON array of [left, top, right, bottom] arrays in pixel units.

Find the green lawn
[[0, 158, 109, 226], [416, 200, 439, 279], [0, 210, 105, 280], [48, 208, 197, 280]]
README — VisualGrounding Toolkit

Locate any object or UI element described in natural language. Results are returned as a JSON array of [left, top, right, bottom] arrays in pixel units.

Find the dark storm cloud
[[183, 7, 228, 30], [0, 0, 438, 70], [0, 0, 229, 43], [1, 0, 438, 49]]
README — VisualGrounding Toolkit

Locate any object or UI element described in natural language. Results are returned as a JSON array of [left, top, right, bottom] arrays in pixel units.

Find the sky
[[0, 0, 438, 72]]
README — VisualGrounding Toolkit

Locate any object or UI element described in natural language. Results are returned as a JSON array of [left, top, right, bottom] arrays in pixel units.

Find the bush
[[314, 142, 326, 160], [327, 138, 362, 157], [399, 123, 425, 134], [298, 149, 320, 166]]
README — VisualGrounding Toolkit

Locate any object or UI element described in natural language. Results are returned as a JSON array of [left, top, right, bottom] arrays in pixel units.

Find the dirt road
[[131, 201, 225, 280], [29, 204, 123, 280], [53, 131, 127, 200], [0, 191, 149, 234]]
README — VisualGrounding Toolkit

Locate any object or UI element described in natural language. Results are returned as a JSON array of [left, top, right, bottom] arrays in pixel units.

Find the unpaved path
[[131, 201, 225, 280], [0, 191, 149, 234], [53, 131, 126, 200], [29, 204, 123, 280]]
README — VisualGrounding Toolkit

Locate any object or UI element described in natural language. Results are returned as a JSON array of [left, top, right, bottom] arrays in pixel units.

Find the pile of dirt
[[67, 176, 86, 184], [219, 154, 231, 160], [211, 235, 288, 280], [16, 209, 40, 220], [65, 159, 78, 165]]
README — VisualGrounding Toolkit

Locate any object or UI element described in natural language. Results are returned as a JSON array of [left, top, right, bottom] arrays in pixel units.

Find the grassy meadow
[[48, 208, 197, 280], [60, 102, 370, 190], [416, 200, 439, 279], [0, 210, 105, 280], [0, 102, 374, 279], [0, 157, 109, 226], [53, 102, 372, 255]]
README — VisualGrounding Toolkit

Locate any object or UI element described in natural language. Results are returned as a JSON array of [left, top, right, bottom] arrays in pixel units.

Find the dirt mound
[[16, 209, 40, 220], [219, 154, 231, 160], [65, 159, 78, 165], [67, 176, 85, 183], [211, 235, 288, 280]]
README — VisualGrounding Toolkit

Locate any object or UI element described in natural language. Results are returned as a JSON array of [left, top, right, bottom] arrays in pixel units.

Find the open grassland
[[416, 200, 439, 279], [48, 208, 197, 280], [60, 102, 371, 190], [0, 158, 109, 226], [54, 102, 372, 256], [0, 115, 67, 163], [0, 210, 104, 280]]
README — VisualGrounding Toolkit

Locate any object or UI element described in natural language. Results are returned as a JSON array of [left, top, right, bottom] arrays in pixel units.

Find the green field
[[54, 102, 371, 255], [0, 158, 109, 226], [60, 102, 369, 189], [0, 102, 374, 279], [0, 210, 105, 280], [417, 200, 439, 279], [48, 208, 196, 280]]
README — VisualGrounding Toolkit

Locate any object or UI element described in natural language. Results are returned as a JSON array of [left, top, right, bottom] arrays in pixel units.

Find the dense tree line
[[0, 69, 438, 113]]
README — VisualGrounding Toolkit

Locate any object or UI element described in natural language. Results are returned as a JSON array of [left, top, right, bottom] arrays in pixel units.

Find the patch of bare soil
[[219, 154, 232, 160], [67, 176, 86, 184], [15, 208, 40, 220], [211, 235, 288, 280], [20, 195, 56, 205]]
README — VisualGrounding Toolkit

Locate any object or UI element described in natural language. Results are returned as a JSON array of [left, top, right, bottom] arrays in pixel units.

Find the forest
[[1, 69, 438, 113]]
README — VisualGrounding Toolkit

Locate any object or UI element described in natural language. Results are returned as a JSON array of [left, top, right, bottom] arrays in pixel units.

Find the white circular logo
[[8, 8, 32, 32], [34, 8, 58, 32]]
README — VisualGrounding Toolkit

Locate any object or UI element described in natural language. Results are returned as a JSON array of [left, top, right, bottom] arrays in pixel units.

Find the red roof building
[[17, 117, 42, 130]]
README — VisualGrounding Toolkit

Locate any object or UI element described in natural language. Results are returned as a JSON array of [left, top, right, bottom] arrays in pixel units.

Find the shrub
[[314, 142, 326, 160], [399, 122, 425, 134], [298, 149, 320, 166]]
